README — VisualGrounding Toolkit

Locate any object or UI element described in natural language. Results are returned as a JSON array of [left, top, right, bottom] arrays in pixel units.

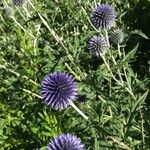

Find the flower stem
[[22, 88, 42, 99], [117, 43, 121, 58], [111, 54, 124, 85], [0, 64, 39, 87], [105, 29, 123, 84], [11, 15, 35, 38], [100, 54, 123, 86], [100, 55, 136, 100], [70, 101, 88, 120], [28, 0, 85, 80], [104, 29, 110, 47], [105, 29, 124, 84]]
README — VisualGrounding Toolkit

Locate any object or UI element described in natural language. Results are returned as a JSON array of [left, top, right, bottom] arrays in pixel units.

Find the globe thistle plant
[[109, 29, 124, 44], [41, 72, 77, 110], [88, 35, 108, 57], [47, 133, 85, 150], [91, 4, 116, 29], [12, 0, 27, 6]]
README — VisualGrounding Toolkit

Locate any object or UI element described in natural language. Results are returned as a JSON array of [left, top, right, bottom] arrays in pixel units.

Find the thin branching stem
[[105, 29, 124, 84], [111, 54, 124, 85], [101, 55, 137, 101], [22, 88, 42, 99], [11, 15, 35, 38], [0, 64, 40, 87], [101, 54, 123, 86], [117, 43, 121, 58], [28, 0, 85, 80], [104, 29, 110, 47]]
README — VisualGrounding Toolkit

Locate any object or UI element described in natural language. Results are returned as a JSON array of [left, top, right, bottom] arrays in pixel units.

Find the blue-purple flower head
[[91, 4, 116, 29], [88, 35, 108, 57], [12, 0, 27, 6], [47, 133, 85, 150], [41, 72, 77, 110]]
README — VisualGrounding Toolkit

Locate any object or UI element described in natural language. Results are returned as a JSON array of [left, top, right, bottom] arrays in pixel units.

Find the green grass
[[0, 0, 150, 149]]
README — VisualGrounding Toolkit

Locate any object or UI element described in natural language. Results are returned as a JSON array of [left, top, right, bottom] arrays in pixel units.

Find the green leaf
[[91, 128, 100, 150], [131, 30, 149, 40], [122, 44, 139, 65], [131, 90, 149, 113]]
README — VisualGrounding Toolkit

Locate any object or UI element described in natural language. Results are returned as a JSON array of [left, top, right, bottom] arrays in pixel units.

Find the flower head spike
[[47, 133, 85, 150], [12, 0, 27, 6], [88, 35, 108, 57], [41, 72, 77, 110], [109, 29, 124, 44], [91, 4, 116, 29]]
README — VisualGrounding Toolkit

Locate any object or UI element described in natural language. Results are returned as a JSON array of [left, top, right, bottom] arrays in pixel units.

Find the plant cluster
[[0, 0, 149, 149]]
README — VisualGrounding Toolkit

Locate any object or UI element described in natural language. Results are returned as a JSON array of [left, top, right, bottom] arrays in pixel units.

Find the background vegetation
[[0, 0, 149, 149]]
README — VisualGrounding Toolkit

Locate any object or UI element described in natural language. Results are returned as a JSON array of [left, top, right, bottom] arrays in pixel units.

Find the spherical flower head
[[12, 0, 27, 6], [109, 29, 124, 44], [91, 4, 116, 29], [47, 133, 85, 150], [88, 35, 108, 57], [41, 72, 77, 110]]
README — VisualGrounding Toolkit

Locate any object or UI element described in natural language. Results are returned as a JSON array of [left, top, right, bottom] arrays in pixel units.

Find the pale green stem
[[11, 15, 35, 38], [99, 30, 136, 100], [3, 0, 33, 38], [23, 6, 31, 18], [117, 43, 121, 58], [65, 63, 81, 81], [105, 29, 123, 84], [33, 24, 41, 56], [81, 6, 102, 34], [104, 29, 110, 47], [100, 55, 136, 100], [70, 101, 88, 120], [101, 54, 123, 86], [98, 95, 106, 103], [40, 15, 83, 77], [0, 64, 20, 76], [108, 106, 113, 117], [29, 0, 85, 78], [28, 0, 85, 79], [16, 7, 27, 21], [123, 67, 135, 98], [94, 0, 97, 7], [0, 64, 39, 86], [125, 87, 136, 100], [109, 77, 112, 97], [22, 88, 42, 99], [28, 0, 36, 10], [107, 136, 131, 150], [111, 54, 124, 85]]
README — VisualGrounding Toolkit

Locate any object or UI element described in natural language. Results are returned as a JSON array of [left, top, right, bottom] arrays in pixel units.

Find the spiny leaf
[[131, 30, 149, 40], [122, 44, 139, 64], [131, 90, 149, 113]]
